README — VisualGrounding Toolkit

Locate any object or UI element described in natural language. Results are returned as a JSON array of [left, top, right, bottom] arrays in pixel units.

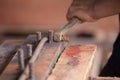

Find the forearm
[[94, 0, 120, 19]]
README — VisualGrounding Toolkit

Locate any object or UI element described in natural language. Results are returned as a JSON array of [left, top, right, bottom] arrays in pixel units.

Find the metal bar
[[18, 37, 48, 80], [29, 37, 48, 63], [28, 62, 35, 80], [27, 44, 33, 57], [48, 30, 54, 44], [36, 32, 42, 41], [17, 48, 25, 71]]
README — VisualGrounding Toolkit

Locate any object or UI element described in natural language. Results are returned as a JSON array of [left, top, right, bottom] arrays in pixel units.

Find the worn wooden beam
[[47, 44, 96, 80]]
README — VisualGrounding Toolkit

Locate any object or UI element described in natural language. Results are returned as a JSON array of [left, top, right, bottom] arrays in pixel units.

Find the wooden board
[[47, 44, 96, 80], [93, 77, 120, 80]]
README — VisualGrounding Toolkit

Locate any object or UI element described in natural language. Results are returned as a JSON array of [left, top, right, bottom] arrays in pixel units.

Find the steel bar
[[30, 37, 48, 63], [27, 44, 33, 57], [18, 37, 48, 80], [18, 48, 25, 71], [36, 32, 42, 41], [28, 62, 35, 80], [48, 30, 54, 44]]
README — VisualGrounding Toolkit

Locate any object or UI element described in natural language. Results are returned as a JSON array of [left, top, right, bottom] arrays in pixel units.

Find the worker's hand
[[67, 0, 120, 22], [67, 0, 96, 22]]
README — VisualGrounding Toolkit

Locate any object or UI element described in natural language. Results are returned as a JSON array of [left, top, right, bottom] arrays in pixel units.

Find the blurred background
[[0, 0, 119, 75]]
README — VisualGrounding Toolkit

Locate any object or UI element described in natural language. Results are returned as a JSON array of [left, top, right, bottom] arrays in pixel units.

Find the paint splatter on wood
[[66, 46, 81, 66], [66, 46, 81, 57], [65, 45, 95, 66]]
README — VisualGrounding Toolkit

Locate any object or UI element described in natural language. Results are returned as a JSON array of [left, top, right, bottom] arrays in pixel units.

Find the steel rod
[[27, 44, 33, 57], [18, 48, 25, 71], [18, 37, 48, 80]]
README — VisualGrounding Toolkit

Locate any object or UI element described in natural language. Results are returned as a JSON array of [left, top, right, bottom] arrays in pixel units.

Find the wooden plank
[[47, 44, 96, 80], [93, 77, 120, 80]]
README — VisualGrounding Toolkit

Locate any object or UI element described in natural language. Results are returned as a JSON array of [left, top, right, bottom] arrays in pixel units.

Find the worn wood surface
[[93, 77, 120, 80], [47, 44, 96, 80]]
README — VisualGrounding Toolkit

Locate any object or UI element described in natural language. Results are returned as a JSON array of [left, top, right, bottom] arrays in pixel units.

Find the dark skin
[[67, 0, 120, 22]]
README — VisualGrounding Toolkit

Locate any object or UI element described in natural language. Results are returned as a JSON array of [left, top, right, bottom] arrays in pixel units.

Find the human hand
[[66, 0, 96, 22]]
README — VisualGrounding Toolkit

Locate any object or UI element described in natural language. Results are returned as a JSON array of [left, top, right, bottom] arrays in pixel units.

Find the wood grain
[[47, 44, 96, 80]]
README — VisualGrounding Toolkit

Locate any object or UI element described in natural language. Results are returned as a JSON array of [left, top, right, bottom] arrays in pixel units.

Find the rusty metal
[[36, 32, 42, 41], [27, 44, 33, 57], [17, 48, 25, 71], [48, 30, 54, 44]]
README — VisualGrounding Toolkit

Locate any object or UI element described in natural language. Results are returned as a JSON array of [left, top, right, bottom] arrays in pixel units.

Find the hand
[[66, 0, 96, 22], [67, 0, 120, 22]]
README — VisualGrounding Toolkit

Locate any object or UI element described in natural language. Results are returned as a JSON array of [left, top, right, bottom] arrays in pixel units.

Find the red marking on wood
[[66, 46, 81, 66], [66, 46, 81, 57]]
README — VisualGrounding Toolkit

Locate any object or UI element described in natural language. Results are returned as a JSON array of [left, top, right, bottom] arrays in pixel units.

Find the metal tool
[[54, 18, 80, 41]]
